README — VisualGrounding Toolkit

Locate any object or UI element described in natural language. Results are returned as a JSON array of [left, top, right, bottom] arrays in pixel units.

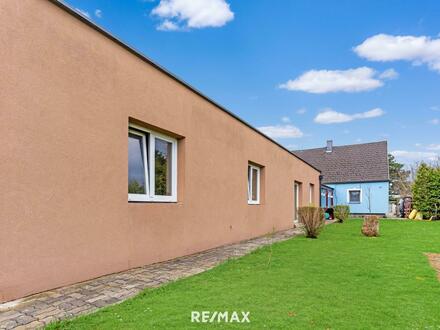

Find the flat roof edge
[[48, 0, 321, 173]]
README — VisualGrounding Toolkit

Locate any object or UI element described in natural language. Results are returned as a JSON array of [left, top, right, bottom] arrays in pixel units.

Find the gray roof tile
[[293, 141, 389, 184]]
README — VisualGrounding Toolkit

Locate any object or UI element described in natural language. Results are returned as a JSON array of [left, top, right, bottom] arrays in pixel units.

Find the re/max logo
[[191, 311, 250, 323]]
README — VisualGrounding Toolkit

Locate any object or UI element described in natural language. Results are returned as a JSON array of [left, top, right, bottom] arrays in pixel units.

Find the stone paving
[[0, 226, 305, 329]]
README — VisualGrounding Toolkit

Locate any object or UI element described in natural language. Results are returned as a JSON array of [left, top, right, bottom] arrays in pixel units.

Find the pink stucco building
[[0, 0, 320, 303]]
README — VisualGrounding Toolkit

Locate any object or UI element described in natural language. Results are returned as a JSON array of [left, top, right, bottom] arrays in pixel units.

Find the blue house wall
[[326, 181, 389, 214]]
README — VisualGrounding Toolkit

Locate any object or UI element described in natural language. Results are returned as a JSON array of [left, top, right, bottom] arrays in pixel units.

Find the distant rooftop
[[293, 140, 389, 184]]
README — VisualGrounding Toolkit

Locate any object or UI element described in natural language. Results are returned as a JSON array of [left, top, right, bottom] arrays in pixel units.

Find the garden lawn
[[48, 219, 440, 329]]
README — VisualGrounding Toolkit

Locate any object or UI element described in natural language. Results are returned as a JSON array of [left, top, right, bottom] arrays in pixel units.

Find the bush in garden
[[298, 206, 325, 239], [412, 163, 440, 219], [361, 215, 380, 237], [334, 205, 350, 223]]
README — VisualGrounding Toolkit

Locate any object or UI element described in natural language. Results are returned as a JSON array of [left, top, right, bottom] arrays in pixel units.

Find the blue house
[[294, 140, 389, 216]]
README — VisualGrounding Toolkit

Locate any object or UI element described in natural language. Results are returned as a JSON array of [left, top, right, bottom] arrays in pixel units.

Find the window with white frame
[[347, 189, 361, 204], [128, 124, 177, 202], [247, 164, 260, 204]]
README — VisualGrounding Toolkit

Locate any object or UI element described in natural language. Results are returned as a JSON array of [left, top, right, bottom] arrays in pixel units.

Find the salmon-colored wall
[[0, 0, 320, 303]]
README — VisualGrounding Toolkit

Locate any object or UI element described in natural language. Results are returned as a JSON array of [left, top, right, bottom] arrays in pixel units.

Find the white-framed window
[[294, 182, 301, 221], [309, 183, 314, 204], [128, 123, 177, 202], [247, 164, 260, 204], [347, 189, 361, 204]]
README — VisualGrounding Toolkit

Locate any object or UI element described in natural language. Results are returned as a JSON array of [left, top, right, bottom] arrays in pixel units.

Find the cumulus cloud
[[279, 67, 395, 94], [391, 150, 439, 162], [314, 108, 385, 124], [75, 8, 90, 18], [257, 125, 304, 138], [152, 0, 234, 30], [379, 68, 399, 79], [281, 116, 291, 123], [354, 34, 440, 73], [157, 19, 180, 31], [94, 9, 102, 18]]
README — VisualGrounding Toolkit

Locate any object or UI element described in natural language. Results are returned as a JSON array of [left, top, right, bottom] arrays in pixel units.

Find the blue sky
[[64, 0, 440, 164]]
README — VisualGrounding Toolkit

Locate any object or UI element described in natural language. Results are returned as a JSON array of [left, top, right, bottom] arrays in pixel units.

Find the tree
[[412, 163, 440, 219], [128, 180, 145, 194], [155, 150, 169, 195], [388, 154, 411, 202]]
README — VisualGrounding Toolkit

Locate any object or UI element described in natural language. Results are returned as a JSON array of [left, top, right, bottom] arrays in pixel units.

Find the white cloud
[[314, 108, 385, 124], [427, 144, 440, 151], [75, 8, 90, 18], [95, 9, 102, 18], [157, 19, 180, 31], [257, 125, 304, 138], [296, 108, 307, 115], [281, 116, 291, 123], [279, 67, 387, 94], [354, 34, 440, 73], [379, 68, 399, 80], [391, 150, 439, 162], [314, 109, 352, 124], [429, 118, 440, 125], [152, 0, 234, 30], [285, 144, 298, 150]]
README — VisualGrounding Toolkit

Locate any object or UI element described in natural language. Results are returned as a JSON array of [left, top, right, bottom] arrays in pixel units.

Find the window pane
[[128, 133, 146, 194], [251, 168, 258, 201], [155, 138, 172, 196], [349, 190, 360, 203]]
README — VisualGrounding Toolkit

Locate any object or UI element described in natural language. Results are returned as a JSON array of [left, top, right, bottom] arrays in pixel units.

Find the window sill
[[128, 200, 178, 204], [128, 195, 177, 203]]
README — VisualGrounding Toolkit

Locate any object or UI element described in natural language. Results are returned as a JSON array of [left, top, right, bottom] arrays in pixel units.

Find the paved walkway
[[0, 227, 304, 329]]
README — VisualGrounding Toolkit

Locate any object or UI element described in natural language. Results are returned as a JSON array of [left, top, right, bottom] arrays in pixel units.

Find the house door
[[294, 182, 300, 223]]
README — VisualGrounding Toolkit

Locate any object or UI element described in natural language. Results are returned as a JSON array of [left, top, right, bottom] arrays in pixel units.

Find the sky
[[64, 0, 440, 165]]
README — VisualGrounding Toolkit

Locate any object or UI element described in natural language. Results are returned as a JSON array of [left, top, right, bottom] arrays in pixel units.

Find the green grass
[[48, 220, 440, 329]]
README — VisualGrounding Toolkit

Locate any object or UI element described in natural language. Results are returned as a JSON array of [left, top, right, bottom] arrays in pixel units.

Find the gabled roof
[[48, 0, 320, 173], [293, 141, 389, 184]]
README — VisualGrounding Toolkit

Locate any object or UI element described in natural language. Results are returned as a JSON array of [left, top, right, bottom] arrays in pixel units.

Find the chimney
[[326, 140, 333, 153]]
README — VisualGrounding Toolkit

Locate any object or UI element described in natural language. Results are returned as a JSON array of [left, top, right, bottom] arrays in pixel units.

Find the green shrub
[[298, 206, 325, 238], [334, 205, 350, 223], [412, 163, 440, 219]]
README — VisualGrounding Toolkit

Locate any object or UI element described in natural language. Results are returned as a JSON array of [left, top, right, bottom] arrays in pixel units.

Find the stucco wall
[[327, 182, 389, 214], [0, 0, 320, 302]]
